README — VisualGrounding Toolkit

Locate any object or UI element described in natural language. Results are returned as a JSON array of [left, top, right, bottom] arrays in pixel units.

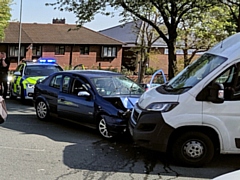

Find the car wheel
[[171, 131, 214, 167], [9, 85, 16, 99], [98, 116, 113, 139], [36, 100, 49, 121], [20, 85, 25, 101]]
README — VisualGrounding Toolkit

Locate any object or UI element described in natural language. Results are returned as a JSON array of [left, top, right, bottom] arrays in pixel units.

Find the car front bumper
[[24, 87, 35, 99], [103, 115, 128, 135]]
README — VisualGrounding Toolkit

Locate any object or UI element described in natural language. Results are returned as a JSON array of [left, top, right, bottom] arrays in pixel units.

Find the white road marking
[[0, 146, 45, 152]]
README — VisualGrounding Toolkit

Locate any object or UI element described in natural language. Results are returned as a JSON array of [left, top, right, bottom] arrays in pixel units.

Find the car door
[[12, 64, 24, 96], [46, 74, 62, 114], [202, 62, 240, 152], [57, 75, 95, 126]]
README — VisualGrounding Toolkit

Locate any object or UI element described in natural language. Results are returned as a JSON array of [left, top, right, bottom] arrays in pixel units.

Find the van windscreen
[[165, 53, 227, 93]]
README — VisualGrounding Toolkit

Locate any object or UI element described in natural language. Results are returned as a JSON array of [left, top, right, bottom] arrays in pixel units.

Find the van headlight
[[146, 102, 179, 112]]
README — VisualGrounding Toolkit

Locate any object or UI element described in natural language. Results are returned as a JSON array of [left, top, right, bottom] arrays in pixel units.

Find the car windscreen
[[91, 76, 144, 96], [24, 65, 62, 76]]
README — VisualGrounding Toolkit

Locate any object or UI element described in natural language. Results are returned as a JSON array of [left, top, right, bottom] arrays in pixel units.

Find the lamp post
[[17, 0, 23, 65]]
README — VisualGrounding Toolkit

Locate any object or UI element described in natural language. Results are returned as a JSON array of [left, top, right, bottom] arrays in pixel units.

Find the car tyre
[[171, 131, 214, 167], [20, 85, 25, 102], [36, 100, 49, 121], [9, 85, 16, 99], [98, 116, 113, 139]]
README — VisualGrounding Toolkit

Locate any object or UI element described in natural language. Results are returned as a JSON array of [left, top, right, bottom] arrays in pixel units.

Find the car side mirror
[[13, 71, 21, 76], [77, 91, 90, 97], [207, 82, 224, 103]]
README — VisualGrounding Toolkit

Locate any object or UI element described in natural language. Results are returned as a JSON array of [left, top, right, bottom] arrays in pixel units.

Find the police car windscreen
[[24, 65, 62, 76]]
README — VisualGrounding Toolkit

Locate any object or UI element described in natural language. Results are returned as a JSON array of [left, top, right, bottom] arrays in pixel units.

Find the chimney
[[52, 18, 66, 24]]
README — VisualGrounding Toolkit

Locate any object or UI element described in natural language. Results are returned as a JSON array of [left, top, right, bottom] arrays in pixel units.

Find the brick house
[[99, 21, 203, 77], [0, 19, 123, 71], [99, 20, 169, 74]]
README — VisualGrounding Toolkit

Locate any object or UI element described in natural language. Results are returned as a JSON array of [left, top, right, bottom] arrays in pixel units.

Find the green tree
[[0, 0, 12, 40], [177, 5, 234, 68], [219, 0, 240, 32], [47, 0, 215, 79]]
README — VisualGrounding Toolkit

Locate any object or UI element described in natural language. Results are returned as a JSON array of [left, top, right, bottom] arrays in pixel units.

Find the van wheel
[[171, 131, 214, 167], [98, 116, 113, 139], [36, 100, 49, 121]]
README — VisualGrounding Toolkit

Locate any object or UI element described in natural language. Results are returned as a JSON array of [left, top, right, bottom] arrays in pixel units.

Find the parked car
[[33, 70, 144, 139], [9, 58, 63, 101]]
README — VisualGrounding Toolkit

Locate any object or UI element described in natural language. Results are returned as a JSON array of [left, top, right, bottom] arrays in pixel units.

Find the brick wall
[[42, 45, 122, 71]]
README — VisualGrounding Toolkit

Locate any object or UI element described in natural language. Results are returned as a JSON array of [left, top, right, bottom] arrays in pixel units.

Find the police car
[[9, 58, 63, 101]]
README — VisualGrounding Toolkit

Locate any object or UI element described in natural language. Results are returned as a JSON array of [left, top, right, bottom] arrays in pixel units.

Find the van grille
[[132, 109, 139, 123]]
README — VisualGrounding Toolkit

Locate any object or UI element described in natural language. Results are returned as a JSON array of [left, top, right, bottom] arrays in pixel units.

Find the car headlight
[[146, 102, 179, 112], [8, 76, 12, 82], [27, 84, 35, 88]]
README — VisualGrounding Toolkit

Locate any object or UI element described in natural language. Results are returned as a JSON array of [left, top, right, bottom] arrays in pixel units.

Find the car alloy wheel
[[98, 117, 113, 139], [36, 100, 49, 121]]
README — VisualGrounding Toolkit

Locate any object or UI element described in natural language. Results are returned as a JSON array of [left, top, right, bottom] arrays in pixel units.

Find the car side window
[[16, 64, 24, 75], [50, 75, 62, 89], [62, 76, 71, 93], [71, 79, 87, 95]]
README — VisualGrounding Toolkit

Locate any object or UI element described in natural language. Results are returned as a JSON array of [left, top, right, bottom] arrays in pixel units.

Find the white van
[[129, 32, 240, 167]]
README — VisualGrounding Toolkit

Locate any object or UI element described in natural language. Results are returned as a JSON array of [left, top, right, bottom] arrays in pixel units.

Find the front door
[[202, 62, 240, 152], [57, 76, 95, 126]]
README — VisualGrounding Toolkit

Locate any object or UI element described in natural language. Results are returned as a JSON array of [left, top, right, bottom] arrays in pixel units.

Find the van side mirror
[[208, 82, 224, 103]]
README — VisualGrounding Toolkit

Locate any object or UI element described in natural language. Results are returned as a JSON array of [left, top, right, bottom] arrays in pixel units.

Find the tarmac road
[[0, 99, 239, 180]]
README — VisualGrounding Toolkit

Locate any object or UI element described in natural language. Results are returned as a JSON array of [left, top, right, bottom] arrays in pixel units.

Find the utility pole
[[17, 0, 23, 65]]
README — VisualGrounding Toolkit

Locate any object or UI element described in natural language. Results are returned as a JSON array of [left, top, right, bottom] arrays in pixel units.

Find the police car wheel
[[9, 86, 16, 99], [20, 85, 25, 101], [36, 100, 49, 121], [171, 131, 214, 167], [98, 116, 113, 139]]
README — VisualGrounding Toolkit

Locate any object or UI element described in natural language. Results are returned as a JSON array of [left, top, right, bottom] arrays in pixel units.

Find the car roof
[[20, 60, 60, 66], [25, 63, 59, 66], [62, 70, 123, 78]]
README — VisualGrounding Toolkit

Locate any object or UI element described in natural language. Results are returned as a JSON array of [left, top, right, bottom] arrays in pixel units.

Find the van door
[[202, 63, 240, 152]]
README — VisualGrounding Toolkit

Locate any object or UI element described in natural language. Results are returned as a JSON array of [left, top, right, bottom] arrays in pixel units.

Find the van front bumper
[[129, 104, 174, 152]]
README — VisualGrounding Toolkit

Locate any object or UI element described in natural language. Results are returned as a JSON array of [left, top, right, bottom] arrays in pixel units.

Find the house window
[[102, 46, 117, 58], [32, 45, 42, 56], [55, 45, 65, 55], [80, 46, 89, 55], [9, 46, 25, 57]]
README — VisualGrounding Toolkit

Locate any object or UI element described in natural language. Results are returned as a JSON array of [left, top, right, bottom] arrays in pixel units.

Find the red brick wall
[[42, 45, 122, 71]]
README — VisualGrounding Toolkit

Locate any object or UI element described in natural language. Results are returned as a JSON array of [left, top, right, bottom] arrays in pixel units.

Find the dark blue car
[[33, 70, 144, 139]]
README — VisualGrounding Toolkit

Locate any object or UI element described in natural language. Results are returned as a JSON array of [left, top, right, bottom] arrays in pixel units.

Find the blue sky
[[10, 0, 121, 31]]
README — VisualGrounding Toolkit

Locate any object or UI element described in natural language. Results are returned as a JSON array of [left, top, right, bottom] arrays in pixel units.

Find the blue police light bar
[[38, 57, 56, 63]]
